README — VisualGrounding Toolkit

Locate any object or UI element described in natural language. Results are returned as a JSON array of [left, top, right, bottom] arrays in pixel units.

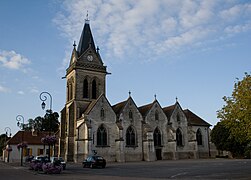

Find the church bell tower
[[60, 17, 108, 162]]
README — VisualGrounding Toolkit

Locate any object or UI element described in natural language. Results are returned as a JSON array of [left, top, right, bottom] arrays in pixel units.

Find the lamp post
[[16, 115, 24, 166], [39, 91, 53, 159], [4, 127, 11, 163]]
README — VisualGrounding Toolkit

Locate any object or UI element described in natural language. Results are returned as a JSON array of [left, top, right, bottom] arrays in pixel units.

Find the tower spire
[[85, 10, 90, 24]]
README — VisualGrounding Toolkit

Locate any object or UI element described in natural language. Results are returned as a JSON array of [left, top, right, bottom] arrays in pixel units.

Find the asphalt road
[[1, 159, 251, 179]]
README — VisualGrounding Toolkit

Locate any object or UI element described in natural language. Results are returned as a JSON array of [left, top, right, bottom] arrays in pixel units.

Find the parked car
[[82, 155, 106, 168], [25, 155, 34, 162], [50, 157, 66, 170], [35, 155, 50, 163]]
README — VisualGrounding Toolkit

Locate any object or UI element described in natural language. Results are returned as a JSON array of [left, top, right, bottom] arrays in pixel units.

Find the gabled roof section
[[138, 101, 155, 118], [112, 99, 128, 115], [184, 109, 211, 127], [77, 19, 96, 56], [163, 104, 176, 119], [7, 131, 52, 145]]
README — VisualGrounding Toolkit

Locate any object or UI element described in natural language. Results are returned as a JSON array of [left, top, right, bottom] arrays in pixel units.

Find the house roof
[[184, 109, 211, 127], [7, 131, 53, 145]]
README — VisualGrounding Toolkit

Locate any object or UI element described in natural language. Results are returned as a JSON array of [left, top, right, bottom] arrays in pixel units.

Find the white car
[[50, 157, 66, 170]]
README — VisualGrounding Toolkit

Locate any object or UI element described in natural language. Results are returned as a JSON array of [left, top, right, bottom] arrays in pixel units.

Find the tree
[[23, 111, 60, 133], [43, 110, 60, 133], [215, 72, 251, 157], [0, 134, 8, 156]]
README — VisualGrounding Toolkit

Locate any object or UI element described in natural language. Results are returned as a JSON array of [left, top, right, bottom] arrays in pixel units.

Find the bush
[[42, 163, 62, 174]]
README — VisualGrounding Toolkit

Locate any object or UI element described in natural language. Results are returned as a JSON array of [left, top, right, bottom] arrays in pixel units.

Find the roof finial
[[97, 46, 100, 53], [176, 96, 178, 102], [85, 10, 90, 24], [154, 94, 157, 100], [129, 90, 131, 97], [73, 41, 76, 48]]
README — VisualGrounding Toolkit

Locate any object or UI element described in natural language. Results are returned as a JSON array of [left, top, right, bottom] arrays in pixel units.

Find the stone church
[[59, 18, 212, 163]]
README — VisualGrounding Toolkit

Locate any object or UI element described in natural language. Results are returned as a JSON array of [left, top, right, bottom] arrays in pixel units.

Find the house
[[3, 131, 58, 163]]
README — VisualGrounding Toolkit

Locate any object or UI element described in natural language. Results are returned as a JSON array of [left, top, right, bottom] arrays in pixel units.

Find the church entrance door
[[156, 149, 162, 160]]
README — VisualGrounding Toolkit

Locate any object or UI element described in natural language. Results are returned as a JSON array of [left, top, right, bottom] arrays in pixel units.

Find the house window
[[154, 128, 161, 147], [97, 124, 107, 146], [196, 129, 203, 145], [92, 79, 97, 99], [126, 126, 136, 146], [176, 128, 183, 146], [83, 79, 88, 98]]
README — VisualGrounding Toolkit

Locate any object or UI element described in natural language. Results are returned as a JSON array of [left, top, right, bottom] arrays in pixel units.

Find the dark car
[[82, 155, 106, 168]]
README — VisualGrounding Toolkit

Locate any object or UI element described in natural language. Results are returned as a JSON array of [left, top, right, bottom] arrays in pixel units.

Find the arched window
[[154, 128, 161, 147], [176, 128, 183, 146], [92, 79, 97, 99], [196, 129, 203, 145], [83, 79, 88, 98], [67, 84, 70, 101], [155, 110, 159, 121], [129, 110, 133, 120], [97, 124, 107, 146], [69, 84, 73, 100], [126, 126, 136, 146], [177, 113, 181, 122], [100, 108, 105, 119]]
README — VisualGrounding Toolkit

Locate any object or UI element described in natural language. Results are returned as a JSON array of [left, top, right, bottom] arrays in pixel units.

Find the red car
[[82, 155, 106, 168]]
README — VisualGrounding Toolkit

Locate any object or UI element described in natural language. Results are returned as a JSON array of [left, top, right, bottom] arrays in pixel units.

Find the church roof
[[163, 104, 176, 119], [184, 109, 211, 127], [112, 100, 128, 114], [138, 102, 154, 118], [77, 19, 96, 56]]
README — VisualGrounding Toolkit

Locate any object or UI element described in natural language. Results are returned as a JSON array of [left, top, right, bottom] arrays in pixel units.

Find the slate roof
[[138, 102, 154, 118], [162, 104, 176, 119], [112, 100, 128, 114], [7, 131, 52, 145], [77, 20, 96, 56], [184, 109, 211, 127]]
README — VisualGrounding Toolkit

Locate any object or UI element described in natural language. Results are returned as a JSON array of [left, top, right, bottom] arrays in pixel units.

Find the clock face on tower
[[87, 55, 93, 61]]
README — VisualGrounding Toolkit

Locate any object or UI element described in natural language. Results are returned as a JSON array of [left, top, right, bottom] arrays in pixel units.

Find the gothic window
[[196, 129, 203, 145], [83, 79, 88, 98], [155, 110, 159, 121], [126, 126, 136, 146], [154, 128, 161, 147], [97, 124, 107, 146], [67, 84, 70, 101], [129, 110, 133, 120], [177, 113, 181, 122], [176, 128, 183, 146], [100, 108, 105, 119], [92, 79, 97, 99], [69, 84, 73, 100]]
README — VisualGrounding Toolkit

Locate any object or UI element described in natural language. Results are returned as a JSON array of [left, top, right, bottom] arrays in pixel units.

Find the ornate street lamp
[[39, 91, 53, 159], [16, 115, 25, 166], [39, 91, 52, 112]]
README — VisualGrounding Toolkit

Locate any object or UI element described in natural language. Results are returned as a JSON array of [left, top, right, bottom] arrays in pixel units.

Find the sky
[[0, 0, 250, 135]]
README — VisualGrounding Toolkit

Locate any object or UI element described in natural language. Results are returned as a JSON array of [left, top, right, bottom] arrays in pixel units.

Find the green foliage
[[23, 111, 60, 133], [214, 72, 251, 157], [0, 134, 8, 156]]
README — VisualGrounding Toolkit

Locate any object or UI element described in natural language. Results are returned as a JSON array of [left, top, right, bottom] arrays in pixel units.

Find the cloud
[[17, 90, 25, 95], [0, 50, 31, 70], [53, 0, 251, 65], [0, 85, 10, 93]]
